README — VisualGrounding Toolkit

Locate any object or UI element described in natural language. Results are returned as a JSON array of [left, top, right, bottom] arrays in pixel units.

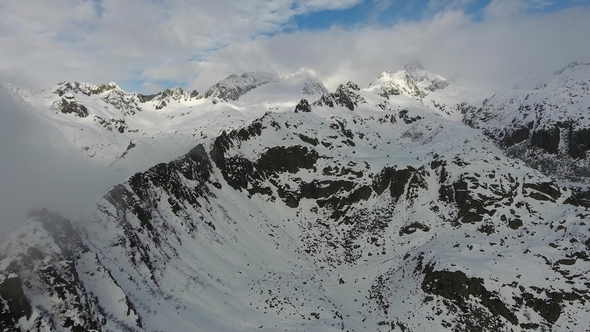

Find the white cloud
[[427, 0, 475, 13], [0, 87, 127, 239], [484, 0, 562, 19], [0, 0, 363, 91], [196, 6, 590, 91], [295, 0, 363, 12], [484, 0, 530, 19], [373, 0, 394, 12], [0, 0, 588, 93]]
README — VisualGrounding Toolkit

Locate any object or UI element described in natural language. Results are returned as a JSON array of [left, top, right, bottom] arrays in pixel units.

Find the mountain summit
[[403, 59, 426, 74], [367, 62, 451, 101], [1, 62, 590, 331]]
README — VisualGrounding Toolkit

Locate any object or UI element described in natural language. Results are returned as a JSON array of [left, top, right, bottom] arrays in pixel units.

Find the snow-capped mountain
[[463, 61, 590, 183], [1, 63, 590, 331], [203, 72, 279, 103], [366, 61, 450, 100], [1, 71, 328, 173]]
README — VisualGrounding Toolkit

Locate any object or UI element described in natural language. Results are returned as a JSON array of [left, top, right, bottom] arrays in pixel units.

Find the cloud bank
[[0, 0, 588, 92], [0, 88, 126, 239]]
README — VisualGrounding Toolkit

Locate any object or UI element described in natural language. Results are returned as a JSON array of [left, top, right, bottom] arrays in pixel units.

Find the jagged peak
[[403, 62, 450, 92], [204, 71, 279, 103], [402, 61, 438, 83], [302, 79, 328, 95], [337, 81, 361, 92], [158, 86, 196, 97], [377, 70, 394, 80], [52, 81, 121, 97], [55, 81, 120, 90], [136, 86, 199, 106], [404, 60, 426, 72], [367, 63, 450, 100], [210, 71, 278, 88], [554, 61, 590, 75]]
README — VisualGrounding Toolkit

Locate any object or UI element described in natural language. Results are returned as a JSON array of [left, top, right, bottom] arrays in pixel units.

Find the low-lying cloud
[[0, 88, 127, 239]]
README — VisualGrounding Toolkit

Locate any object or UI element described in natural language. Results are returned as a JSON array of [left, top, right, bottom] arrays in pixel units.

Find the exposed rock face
[[0, 276, 32, 331], [0, 209, 142, 331], [463, 62, 590, 183], [530, 125, 560, 154], [51, 97, 89, 117], [422, 265, 518, 329], [313, 81, 367, 111], [203, 72, 278, 103], [568, 128, 590, 159], [500, 125, 531, 148], [302, 79, 328, 95], [294, 99, 311, 113], [2, 62, 590, 331]]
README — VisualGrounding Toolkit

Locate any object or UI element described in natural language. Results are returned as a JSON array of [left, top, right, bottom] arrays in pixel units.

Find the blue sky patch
[[293, 0, 589, 30]]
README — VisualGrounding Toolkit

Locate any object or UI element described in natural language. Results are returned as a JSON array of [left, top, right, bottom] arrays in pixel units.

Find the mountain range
[[1, 61, 590, 331]]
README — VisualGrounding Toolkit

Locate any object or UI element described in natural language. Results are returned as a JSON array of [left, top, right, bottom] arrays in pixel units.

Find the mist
[[0, 87, 129, 240]]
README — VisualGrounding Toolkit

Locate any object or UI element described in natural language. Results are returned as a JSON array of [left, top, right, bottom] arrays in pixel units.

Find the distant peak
[[404, 60, 425, 72], [377, 70, 393, 79], [53, 81, 122, 97], [204, 71, 278, 102], [554, 61, 590, 75]]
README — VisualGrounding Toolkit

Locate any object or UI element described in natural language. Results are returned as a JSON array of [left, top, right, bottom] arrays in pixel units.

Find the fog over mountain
[[1, 1, 590, 331], [0, 87, 128, 240], [1, 60, 590, 331]]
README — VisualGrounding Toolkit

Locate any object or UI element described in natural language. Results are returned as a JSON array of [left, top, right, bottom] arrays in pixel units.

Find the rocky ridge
[[462, 62, 590, 183], [1, 62, 590, 331]]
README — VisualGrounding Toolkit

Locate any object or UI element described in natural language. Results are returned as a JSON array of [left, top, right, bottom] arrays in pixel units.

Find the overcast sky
[[0, 87, 130, 238], [0, 0, 589, 93]]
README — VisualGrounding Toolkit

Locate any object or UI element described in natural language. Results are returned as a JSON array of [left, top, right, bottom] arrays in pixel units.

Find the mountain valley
[[1, 62, 590, 332]]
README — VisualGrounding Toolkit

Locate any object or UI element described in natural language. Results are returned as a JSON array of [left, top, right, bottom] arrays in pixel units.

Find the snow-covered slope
[[364, 61, 489, 121], [1, 62, 590, 331], [463, 62, 590, 182], [1, 71, 327, 174], [203, 72, 279, 103], [366, 61, 450, 101]]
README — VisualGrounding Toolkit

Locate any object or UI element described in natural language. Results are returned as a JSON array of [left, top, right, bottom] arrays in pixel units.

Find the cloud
[[0, 87, 130, 239], [484, 0, 531, 19], [0, 0, 363, 91], [0, 0, 588, 94], [195, 6, 590, 91], [373, 0, 394, 12], [427, 0, 475, 13]]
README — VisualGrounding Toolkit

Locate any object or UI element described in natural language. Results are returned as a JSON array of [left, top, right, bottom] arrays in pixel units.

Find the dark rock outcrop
[[422, 265, 519, 328], [530, 125, 560, 154]]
